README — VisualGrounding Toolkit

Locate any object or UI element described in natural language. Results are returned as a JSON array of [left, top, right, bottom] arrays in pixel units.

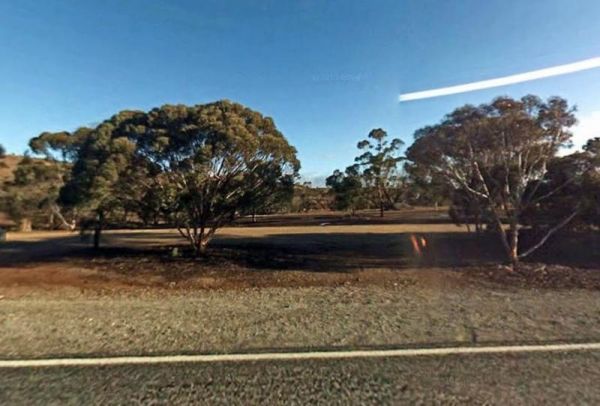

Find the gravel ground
[[2, 284, 600, 359], [2, 351, 600, 405]]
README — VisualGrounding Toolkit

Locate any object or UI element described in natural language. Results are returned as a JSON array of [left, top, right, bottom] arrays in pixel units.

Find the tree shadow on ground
[[232, 209, 452, 227], [197, 229, 599, 272], [522, 230, 600, 268], [2, 230, 598, 282], [211, 232, 506, 270], [0, 231, 183, 268], [40, 231, 506, 280]]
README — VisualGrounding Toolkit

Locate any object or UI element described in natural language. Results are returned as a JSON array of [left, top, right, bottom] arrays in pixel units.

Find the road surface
[[2, 349, 600, 404]]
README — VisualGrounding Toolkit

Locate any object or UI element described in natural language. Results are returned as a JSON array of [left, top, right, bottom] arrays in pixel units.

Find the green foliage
[[403, 144, 450, 206], [0, 156, 69, 230], [57, 100, 299, 253], [290, 183, 330, 212], [135, 101, 299, 254], [0, 144, 5, 158], [326, 165, 367, 214], [29, 128, 94, 163], [354, 129, 405, 216], [58, 122, 141, 215], [406, 95, 578, 264], [521, 137, 600, 230]]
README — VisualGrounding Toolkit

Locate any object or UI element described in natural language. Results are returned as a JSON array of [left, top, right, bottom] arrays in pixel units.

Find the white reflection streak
[[399, 57, 600, 102]]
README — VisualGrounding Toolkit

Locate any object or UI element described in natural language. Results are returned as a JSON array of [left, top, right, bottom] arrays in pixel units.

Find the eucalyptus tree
[[52, 101, 298, 253], [291, 182, 330, 212], [122, 101, 299, 255], [354, 129, 404, 216], [54, 113, 150, 248], [521, 137, 600, 232], [326, 165, 367, 215], [406, 95, 579, 266]]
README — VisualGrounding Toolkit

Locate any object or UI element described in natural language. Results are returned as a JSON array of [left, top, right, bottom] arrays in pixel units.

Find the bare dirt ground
[[0, 224, 465, 296], [1, 221, 599, 296], [1, 218, 600, 361]]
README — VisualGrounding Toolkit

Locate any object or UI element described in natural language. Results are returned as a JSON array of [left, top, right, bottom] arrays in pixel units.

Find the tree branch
[[518, 209, 579, 258]]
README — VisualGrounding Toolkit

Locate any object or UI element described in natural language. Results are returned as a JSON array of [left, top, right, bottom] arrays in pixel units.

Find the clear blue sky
[[2, 0, 600, 183]]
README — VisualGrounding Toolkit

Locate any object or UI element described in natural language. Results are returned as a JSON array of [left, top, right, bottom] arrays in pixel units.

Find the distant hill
[[0, 155, 22, 227], [0, 154, 21, 183]]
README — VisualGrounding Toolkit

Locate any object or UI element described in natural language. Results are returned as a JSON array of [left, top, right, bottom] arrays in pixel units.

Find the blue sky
[[2, 0, 600, 183]]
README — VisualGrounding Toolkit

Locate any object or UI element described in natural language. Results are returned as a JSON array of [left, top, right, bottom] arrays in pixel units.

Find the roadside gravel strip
[[2, 285, 600, 359]]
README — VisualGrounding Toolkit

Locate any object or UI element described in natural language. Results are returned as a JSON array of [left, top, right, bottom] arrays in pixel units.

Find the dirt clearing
[[1, 223, 600, 296]]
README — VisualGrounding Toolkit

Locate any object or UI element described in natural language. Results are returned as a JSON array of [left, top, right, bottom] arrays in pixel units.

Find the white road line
[[2, 342, 600, 368]]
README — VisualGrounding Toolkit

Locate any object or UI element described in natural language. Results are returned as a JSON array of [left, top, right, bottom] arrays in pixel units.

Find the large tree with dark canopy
[[406, 95, 583, 266], [54, 117, 145, 248], [132, 101, 299, 254], [57, 100, 299, 254], [521, 137, 600, 231]]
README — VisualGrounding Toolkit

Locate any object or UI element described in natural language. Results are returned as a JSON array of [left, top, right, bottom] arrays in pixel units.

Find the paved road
[[2, 351, 600, 405]]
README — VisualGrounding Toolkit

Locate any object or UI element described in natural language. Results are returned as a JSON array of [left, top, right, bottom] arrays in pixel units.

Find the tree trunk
[[195, 238, 209, 256], [93, 227, 101, 250], [507, 223, 519, 267], [49, 203, 75, 230], [377, 185, 385, 217], [19, 218, 32, 232], [252, 212, 256, 223], [489, 211, 513, 268], [93, 212, 104, 250]]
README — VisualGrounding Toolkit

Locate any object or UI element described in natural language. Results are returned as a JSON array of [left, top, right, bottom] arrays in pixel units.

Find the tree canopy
[[0, 155, 70, 231], [521, 137, 600, 231], [355, 129, 405, 216], [56, 100, 299, 253], [406, 95, 581, 265], [326, 165, 367, 215]]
